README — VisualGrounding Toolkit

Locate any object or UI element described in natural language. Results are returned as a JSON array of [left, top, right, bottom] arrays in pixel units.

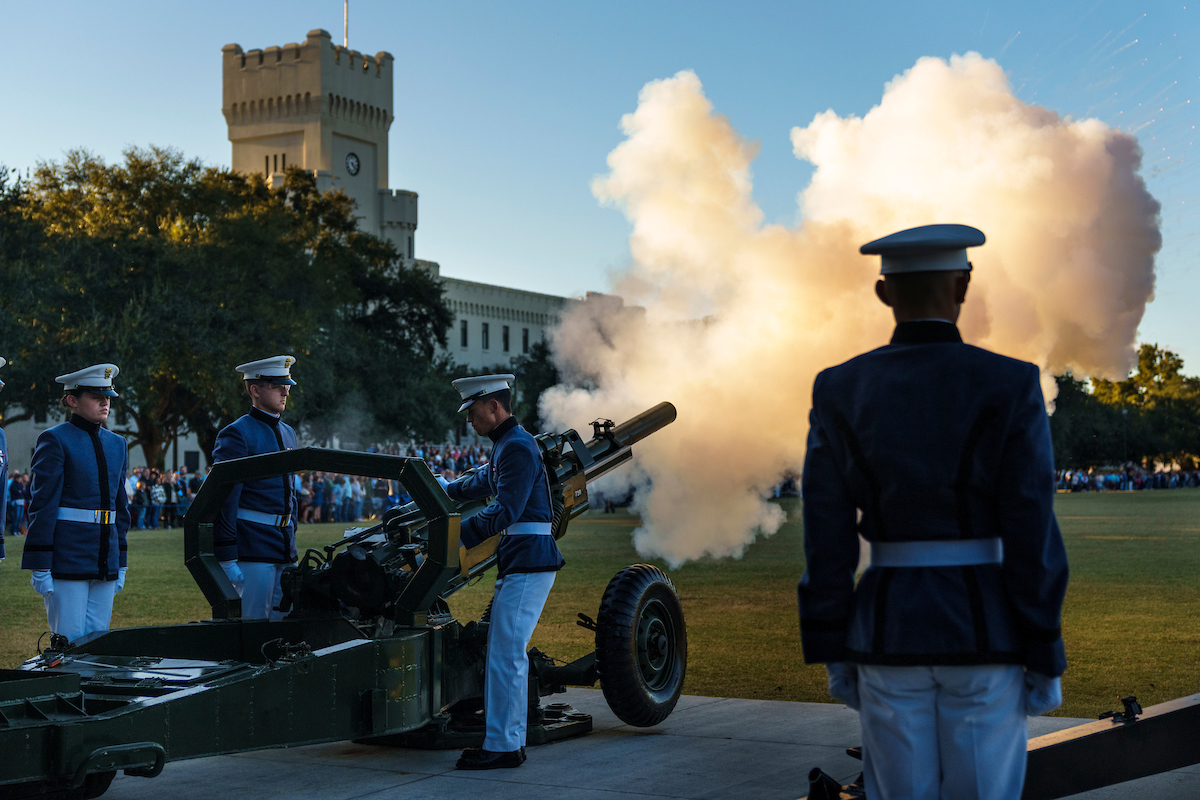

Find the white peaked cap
[[236, 355, 297, 385], [861, 224, 986, 275], [0, 356, 6, 388], [57, 363, 120, 397], [452, 373, 515, 412]]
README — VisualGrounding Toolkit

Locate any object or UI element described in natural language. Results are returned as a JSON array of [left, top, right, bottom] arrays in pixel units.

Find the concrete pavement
[[101, 689, 1200, 799]]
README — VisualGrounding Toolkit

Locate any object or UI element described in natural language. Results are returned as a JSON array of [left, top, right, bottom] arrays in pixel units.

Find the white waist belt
[[871, 537, 1003, 568], [237, 508, 291, 527], [506, 521, 553, 536], [57, 507, 115, 525]]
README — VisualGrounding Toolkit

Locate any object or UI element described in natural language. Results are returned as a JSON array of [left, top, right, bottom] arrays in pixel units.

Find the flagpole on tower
[[344, 0, 349, 48]]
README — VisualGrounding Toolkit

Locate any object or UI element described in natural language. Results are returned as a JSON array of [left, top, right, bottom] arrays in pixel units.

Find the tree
[[0, 166, 60, 426], [1091, 344, 1200, 467], [1051, 344, 1200, 469], [1049, 374, 1129, 468], [0, 148, 456, 466]]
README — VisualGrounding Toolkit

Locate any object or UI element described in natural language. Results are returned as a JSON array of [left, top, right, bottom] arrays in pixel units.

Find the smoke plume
[[543, 53, 1161, 567]]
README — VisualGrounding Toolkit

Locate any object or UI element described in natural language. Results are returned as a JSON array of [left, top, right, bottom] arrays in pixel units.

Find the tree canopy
[[1051, 344, 1200, 470], [0, 147, 459, 466]]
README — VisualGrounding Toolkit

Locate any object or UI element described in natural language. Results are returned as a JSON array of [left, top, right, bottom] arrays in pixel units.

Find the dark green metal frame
[[186, 449, 459, 624]]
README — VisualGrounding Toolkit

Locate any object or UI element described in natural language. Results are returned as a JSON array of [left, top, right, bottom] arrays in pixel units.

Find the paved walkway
[[102, 689, 1200, 799]]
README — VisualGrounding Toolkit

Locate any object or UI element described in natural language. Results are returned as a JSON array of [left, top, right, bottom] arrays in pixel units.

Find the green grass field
[[1, 490, 1197, 718]]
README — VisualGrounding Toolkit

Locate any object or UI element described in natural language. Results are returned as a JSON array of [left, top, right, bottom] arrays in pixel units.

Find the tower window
[[282, 153, 286, 170], [460, 319, 468, 348], [502, 325, 510, 352], [274, 154, 278, 172], [522, 328, 529, 354], [407, 236, 414, 259], [482, 323, 490, 350], [265, 156, 269, 175]]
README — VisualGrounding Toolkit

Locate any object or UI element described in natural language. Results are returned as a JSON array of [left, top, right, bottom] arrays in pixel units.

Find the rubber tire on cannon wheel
[[595, 564, 687, 727]]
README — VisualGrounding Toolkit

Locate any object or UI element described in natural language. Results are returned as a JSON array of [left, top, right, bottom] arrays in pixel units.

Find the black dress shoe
[[456, 748, 525, 770]]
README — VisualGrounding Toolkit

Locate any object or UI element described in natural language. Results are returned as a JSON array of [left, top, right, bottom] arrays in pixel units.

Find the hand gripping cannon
[[0, 403, 682, 799]]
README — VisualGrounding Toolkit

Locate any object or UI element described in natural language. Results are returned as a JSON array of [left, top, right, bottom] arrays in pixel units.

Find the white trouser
[[240, 562, 288, 620], [858, 664, 1027, 800], [45, 579, 118, 642], [484, 571, 556, 752]]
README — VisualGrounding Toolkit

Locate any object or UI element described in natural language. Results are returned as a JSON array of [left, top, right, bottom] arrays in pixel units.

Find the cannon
[[0, 403, 683, 799]]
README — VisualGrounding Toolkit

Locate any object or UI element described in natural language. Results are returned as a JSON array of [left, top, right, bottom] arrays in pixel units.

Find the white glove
[[31, 570, 54, 597], [1025, 671, 1063, 717], [219, 560, 244, 594], [116, 567, 127, 593], [826, 662, 860, 711]]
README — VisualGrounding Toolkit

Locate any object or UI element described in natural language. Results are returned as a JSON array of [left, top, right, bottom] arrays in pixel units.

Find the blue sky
[[3, 1, 1196, 372]]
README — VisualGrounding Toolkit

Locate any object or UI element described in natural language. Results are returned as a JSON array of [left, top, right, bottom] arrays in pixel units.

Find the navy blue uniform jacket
[[447, 417, 564, 577], [21, 416, 130, 580], [212, 407, 298, 563], [798, 321, 1069, 677]]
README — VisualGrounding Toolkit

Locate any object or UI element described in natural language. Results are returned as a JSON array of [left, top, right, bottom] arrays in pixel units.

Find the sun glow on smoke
[[542, 53, 1161, 568]]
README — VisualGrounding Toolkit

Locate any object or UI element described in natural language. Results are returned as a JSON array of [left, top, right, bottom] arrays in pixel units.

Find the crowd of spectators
[[125, 466, 206, 530], [291, 442, 494, 525], [298, 473, 382, 524], [365, 441, 491, 481], [3, 442, 496, 535], [299, 443, 492, 524], [13, 452, 1200, 536], [1057, 466, 1200, 492]]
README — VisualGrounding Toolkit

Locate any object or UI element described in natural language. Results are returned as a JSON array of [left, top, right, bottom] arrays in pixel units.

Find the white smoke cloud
[[543, 53, 1161, 567]]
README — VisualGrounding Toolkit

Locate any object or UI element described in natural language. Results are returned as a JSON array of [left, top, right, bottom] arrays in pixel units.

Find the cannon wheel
[[595, 564, 686, 727]]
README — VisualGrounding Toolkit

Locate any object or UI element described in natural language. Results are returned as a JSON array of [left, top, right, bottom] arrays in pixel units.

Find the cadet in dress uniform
[[0, 358, 8, 563], [442, 374, 564, 771], [212, 356, 300, 620], [22, 364, 131, 642], [798, 225, 1069, 800]]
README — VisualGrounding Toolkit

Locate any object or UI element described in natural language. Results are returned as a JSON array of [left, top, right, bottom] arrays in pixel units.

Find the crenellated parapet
[[222, 29, 394, 132], [379, 189, 418, 230]]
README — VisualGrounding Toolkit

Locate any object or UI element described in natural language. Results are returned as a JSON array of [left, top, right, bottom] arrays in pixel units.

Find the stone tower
[[221, 29, 418, 261]]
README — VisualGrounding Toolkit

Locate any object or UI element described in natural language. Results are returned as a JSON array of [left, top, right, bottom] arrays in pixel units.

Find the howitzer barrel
[[610, 402, 677, 450], [538, 402, 676, 490]]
